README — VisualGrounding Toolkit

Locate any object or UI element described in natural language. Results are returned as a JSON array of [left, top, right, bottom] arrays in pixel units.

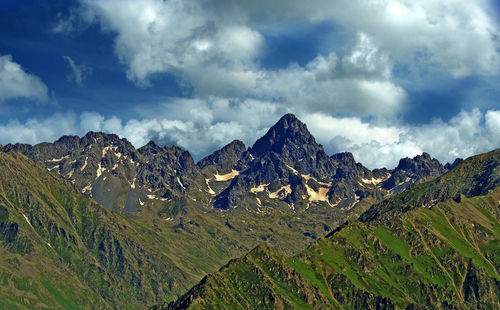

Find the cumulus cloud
[[0, 55, 49, 102], [1, 108, 499, 170], [77, 0, 500, 82], [55, 0, 500, 121], [55, 0, 405, 118], [307, 109, 500, 169], [37, 0, 500, 168], [227, 0, 500, 77], [63, 56, 92, 87]]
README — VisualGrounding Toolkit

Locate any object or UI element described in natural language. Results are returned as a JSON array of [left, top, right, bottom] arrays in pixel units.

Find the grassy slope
[[0, 151, 196, 309], [161, 150, 500, 309]]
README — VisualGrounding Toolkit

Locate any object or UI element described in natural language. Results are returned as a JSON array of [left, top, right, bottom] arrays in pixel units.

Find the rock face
[[197, 140, 246, 173]]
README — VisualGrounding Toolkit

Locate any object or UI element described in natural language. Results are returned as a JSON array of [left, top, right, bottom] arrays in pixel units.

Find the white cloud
[[1, 108, 499, 170], [0, 113, 78, 145], [63, 56, 92, 87], [53, 0, 500, 120], [309, 108, 500, 169], [37, 0, 500, 168], [0, 55, 49, 102], [60, 0, 406, 118], [230, 0, 500, 78]]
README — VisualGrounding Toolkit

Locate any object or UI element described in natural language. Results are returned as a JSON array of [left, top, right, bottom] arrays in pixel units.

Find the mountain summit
[[250, 113, 318, 157]]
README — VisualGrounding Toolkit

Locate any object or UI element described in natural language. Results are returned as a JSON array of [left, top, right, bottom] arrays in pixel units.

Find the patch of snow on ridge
[[361, 177, 383, 185], [250, 184, 269, 193], [269, 185, 292, 199], [305, 184, 330, 203], [177, 177, 185, 189], [80, 157, 88, 171], [22, 213, 31, 227], [96, 162, 106, 178], [214, 169, 239, 181], [205, 178, 215, 195], [46, 155, 69, 162], [285, 164, 299, 175]]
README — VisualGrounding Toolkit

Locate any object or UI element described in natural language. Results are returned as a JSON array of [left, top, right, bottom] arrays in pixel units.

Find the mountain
[[0, 113, 459, 308], [4, 114, 447, 218], [3, 132, 201, 213], [379, 152, 447, 194], [197, 140, 246, 174], [156, 149, 500, 309], [1, 114, 454, 257], [212, 114, 385, 215]]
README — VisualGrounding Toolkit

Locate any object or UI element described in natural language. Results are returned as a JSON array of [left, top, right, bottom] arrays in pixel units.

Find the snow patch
[[250, 183, 269, 194], [361, 177, 383, 185], [205, 178, 215, 195], [46, 155, 69, 163], [147, 194, 168, 201], [82, 184, 92, 194], [96, 162, 106, 179], [285, 164, 299, 175], [348, 194, 360, 209], [177, 177, 185, 189], [269, 185, 292, 199], [80, 157, 88, 171], [305, 184, 330, 204], [22, 213, 31, 227], [301, 174, 331, 186], [214, 169, 239, 181], [102, 146, 111, 157]]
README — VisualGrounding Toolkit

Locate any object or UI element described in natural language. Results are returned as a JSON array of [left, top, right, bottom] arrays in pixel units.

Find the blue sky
[[1, 0, 500, 168]]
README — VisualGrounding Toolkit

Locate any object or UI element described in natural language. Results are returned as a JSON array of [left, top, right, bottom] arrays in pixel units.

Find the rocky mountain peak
[[138, 140, 163, 155], [197, 140, 246, 172], [249, 113, 319, 157], [395, 152, 444, 174], [382, 152, 446, 193], [331, 152, 356, 165]]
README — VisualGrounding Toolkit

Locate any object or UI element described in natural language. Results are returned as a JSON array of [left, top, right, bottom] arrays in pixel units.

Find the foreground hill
[[158, 149, 500, 309], [0, 151, 203, 308]]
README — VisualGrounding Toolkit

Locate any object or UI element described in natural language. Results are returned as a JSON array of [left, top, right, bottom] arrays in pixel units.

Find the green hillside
[[0, 151, 205, 308], [160, 150, 500, 309]]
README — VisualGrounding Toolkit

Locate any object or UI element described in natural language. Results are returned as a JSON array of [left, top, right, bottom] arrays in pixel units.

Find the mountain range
[[0, 113, 497, 309]]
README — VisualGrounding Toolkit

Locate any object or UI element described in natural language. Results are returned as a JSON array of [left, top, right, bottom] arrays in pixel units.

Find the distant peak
[[250, 113, 315, 156], [274, 113, 304, 130], [146, 140, 159, 147], [331, 152, 355, 164], [83, 131, 120, 142]]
